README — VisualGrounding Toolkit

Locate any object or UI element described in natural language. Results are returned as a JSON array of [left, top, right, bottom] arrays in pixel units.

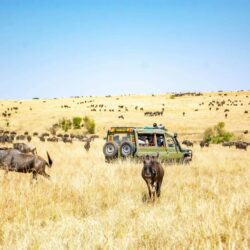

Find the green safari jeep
[[103, 126, 192, 163]]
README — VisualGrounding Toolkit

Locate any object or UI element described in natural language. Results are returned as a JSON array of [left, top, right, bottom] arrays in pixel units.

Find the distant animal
[[182, 140, 193, 147], [13, 143, 37, 155], [39, 137, 46, 142], [222, 141, 234, 147], [0, 149, 53, 180], [235, 141, 248, 150], [141, 155, 164, 201], [63, 137, 72, 143], [84, 140, 90, 151], [200, 141, 209, 148]]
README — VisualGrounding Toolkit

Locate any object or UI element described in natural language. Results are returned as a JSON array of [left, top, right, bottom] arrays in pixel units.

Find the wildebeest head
[[142, 155, 157, 178]]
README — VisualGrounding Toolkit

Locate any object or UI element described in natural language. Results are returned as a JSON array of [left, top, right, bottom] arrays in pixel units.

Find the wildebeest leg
[[156, 182, 162, 197], [40, 170, 50, 180], [152, 183, 156, 202], [32, 171, 38, 180], [2, 163, 9, 176], [146, 183, 151, 199]]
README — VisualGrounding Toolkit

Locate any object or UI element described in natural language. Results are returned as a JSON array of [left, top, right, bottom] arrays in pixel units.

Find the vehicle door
[[164, 135, 182, 161]]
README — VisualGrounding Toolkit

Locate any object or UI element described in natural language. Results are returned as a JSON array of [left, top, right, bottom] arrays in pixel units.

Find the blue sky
[[0, 0, 249, 99]]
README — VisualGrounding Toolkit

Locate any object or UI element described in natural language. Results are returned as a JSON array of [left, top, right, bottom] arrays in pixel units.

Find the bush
[[203, 122, 233, 144], [72, 117, 82, 129], [59, 118, 72, 132], [83, 116, 95, 134]]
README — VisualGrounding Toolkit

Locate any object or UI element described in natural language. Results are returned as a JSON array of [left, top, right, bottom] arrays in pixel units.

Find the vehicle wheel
[[120, 141, 135, 157], [103, 142, 118, 157]]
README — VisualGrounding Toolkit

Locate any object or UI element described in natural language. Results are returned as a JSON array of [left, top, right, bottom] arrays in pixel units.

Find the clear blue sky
[[0, 0, 249, 99]]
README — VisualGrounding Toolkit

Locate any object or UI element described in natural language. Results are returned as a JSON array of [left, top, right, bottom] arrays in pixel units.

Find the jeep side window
[[138, 133, 155, 147], [156, 134, 165, 147], [166, 136, 175, 148]]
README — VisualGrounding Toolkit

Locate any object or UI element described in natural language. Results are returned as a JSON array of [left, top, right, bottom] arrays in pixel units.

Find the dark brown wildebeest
[[200, 141, 209, 148], [0, 149, 53, 180], [84, 140, 90, 152], [13, 143, 37, 155], [141, 155, 164, 201], [182, 140, 193, 147], [39, 136, 46, 142], [235, 141, 248, 150], [63, 137, 72, 143], [222, 141, 234, 147]]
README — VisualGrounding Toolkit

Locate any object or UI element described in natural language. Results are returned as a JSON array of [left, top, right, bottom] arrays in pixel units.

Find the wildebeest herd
[[182, 139, 249, 150]]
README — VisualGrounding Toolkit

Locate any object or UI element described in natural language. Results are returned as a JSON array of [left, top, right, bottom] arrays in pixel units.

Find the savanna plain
[[0, 91, 249, 249]]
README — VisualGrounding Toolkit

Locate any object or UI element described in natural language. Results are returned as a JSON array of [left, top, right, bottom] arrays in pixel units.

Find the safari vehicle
[[103, 126, 192, 163]]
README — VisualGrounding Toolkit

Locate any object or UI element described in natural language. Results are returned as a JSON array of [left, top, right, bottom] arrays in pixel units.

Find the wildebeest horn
[[46, 151, 53, 167]]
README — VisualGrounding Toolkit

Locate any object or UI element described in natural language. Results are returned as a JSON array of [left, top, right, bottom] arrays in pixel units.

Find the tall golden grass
[[0, 91, 249, 249], [0, 141, 249, 249]]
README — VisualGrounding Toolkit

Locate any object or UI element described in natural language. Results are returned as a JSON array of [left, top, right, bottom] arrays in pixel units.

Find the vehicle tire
[[120, 141, 135, 157], [103, 142, 119, 157]]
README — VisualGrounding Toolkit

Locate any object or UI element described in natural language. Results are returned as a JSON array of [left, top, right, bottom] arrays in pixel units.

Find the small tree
[[83, 116, 95, 134], [59, 118, 72, 132], [72, 117, 82, 129], [203, 122, 233, 144]]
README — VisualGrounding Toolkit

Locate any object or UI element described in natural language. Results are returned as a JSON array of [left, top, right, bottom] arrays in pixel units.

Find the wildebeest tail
[[46, 151, 53, 167]]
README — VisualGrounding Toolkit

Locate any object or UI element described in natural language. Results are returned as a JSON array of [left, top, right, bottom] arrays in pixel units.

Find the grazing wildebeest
[[84, 140, 90, 152], [182, 140, 193, 147], [235, 141, 248, 150], [222, 141, 234, 147], [39, 137, 46, 142], [13, 143, 37, 155], [0, 149, 53, 180], [200, 141, 209, 148], [141, 155, 164, 201], [63, 137, 72, 143]]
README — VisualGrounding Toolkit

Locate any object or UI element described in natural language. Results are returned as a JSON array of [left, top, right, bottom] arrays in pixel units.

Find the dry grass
[[0, 91, 250, 249]]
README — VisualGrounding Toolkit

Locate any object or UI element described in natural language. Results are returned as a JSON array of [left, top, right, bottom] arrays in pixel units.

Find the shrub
[[170, 95, 175, 99], [59, 118, 72, 132], [83, 116, 95, 134], [72, 117, 82, 129], [203, 122, 233, 144]]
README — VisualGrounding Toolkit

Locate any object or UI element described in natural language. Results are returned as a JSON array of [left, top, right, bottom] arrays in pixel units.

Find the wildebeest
[[84, 140, 90, 152], [0, 149, 53, 180], [235, 141, 248, 150], [222, 141, 234, 147], [200, 141, 209, 148], [63, 137, 72, 143], [141, 155, 164, 201], [13, 143, 37, 155], [182, 140, 193, 147]]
